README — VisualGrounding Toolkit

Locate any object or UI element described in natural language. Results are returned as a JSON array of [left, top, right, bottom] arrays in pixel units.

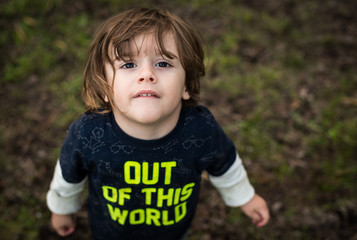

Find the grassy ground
[[1, 0, 356, 239]]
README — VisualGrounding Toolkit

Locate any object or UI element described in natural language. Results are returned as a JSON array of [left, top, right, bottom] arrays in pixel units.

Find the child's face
[[105, 32, 190, 138]]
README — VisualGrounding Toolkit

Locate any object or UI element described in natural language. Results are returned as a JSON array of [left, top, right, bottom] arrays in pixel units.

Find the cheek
[[104, 62, 115, 80], [112, 83, 124, 103], [112, 92, 128, 113]]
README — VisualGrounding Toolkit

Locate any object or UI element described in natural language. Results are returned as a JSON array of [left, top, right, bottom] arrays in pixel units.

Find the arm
[[208, 153, 269, 227], [46, 160, 87, 236]]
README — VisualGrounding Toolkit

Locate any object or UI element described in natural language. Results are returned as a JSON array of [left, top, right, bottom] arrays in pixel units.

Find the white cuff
[[46, 160, 87, 214], [209, 153, 255, 207]]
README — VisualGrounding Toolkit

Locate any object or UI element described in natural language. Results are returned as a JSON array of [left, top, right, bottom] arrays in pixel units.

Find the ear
[[182, 88, 190, 100], [104, 95, 109, 102]]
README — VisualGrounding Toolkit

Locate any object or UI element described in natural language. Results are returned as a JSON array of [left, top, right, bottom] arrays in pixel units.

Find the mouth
[[134, 90, 160, 98]]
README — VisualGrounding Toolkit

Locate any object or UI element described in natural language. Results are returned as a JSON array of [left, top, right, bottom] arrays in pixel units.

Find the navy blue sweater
[[59, 106, 237, 240]]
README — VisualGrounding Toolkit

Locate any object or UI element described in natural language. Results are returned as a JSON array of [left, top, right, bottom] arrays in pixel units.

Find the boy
[[47, 8, 269, 240]]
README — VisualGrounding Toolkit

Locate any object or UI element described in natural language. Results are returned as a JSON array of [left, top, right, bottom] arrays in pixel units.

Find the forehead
[[135, 32, 176, 54], [111, 31, 179, 59]]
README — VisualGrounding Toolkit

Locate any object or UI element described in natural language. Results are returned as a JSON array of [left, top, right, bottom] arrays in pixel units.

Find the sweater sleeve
[[208, 153, 255, 207], [46, 160, 87, 214]]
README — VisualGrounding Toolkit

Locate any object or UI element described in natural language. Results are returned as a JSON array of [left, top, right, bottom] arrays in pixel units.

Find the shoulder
[[67, 111, 111, 136], [77, 111, 110, 124], [185, 105, 213, 116], [180, 105, 222, 140], [183, 105, 218, 128]]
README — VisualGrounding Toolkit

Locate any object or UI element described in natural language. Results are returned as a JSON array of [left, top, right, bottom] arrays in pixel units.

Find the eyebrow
[[112, 41, 133, 61], [112, 37, 179, 61], [158, 50, 178, 59], [114, 48, 178, 61]]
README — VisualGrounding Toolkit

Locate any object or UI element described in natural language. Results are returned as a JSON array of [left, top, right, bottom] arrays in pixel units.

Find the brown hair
[[82, 8, 205, 113]]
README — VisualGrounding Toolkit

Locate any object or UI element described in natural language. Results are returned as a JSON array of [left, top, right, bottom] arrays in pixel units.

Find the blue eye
[[156, 62, 171, 68], [121, 62, 137, 69]]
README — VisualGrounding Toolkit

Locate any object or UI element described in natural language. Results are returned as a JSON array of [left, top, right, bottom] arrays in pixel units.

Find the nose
[[138, 63, 156, 83]]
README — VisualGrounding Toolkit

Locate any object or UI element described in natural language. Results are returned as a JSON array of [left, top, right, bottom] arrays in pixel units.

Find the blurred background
[[0, 0, 356, 239]]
